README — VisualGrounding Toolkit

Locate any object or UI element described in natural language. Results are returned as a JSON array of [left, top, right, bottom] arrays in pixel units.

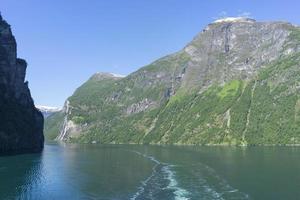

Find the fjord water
[[1, 144, 300, 200]]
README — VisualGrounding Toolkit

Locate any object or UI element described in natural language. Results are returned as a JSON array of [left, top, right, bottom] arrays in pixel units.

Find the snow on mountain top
[[110, 73, 126, 78], [36, 105, 61, 112], [213, 17, 255, 23], [95, 72, 126, 78]]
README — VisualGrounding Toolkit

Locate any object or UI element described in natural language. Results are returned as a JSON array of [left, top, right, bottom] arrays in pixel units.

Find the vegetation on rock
[[45, 18, 300, 145]]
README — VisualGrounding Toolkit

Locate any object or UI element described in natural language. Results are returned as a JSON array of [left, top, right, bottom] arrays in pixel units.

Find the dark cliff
[[0, 14, 44, 154]]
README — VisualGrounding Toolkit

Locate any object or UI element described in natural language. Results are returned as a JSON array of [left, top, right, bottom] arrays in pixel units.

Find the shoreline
[[49, 140, 300, 147]]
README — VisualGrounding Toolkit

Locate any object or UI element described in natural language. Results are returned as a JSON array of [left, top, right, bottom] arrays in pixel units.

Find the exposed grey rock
[[0, 14, 44, 154], [182, 18, 293, 90], [126, 98, 157, 114]]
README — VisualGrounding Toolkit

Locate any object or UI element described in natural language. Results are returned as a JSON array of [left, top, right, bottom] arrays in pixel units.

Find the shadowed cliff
[[0, 14, 44, 154]]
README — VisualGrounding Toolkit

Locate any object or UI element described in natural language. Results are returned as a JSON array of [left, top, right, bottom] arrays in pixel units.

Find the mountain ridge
[[36, 105, 61, 118], [45, 18, 300, 145]]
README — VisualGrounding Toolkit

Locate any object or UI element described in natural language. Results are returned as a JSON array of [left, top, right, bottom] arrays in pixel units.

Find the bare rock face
[[126, 98, 157, 115], [182, 18, 293, 90], [0, 14, 44, 154]]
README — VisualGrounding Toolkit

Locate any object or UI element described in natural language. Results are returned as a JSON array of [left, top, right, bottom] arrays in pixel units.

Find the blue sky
[[1, 0, 300, 107]]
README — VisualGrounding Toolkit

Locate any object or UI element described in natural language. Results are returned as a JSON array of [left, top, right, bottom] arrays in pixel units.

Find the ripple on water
[[176, 163, 251, 200]]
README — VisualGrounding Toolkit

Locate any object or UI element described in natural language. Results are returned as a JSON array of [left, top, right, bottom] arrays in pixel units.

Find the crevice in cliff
[[223, 23, 232, 53]]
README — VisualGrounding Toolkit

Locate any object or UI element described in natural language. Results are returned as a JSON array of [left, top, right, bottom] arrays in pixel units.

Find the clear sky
[[1, 0, 300, 107]]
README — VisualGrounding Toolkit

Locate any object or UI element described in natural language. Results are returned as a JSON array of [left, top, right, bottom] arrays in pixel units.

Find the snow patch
[[214, 17, 255, 23], [95, 72, 126, 78], [36, 105, 61, 112], [110, 73, 126, 78]]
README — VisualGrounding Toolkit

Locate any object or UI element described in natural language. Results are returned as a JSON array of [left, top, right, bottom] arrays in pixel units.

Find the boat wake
[[130, 151, 190, 200], [182, 163, 250, 199], [129, 150, 250, 200]]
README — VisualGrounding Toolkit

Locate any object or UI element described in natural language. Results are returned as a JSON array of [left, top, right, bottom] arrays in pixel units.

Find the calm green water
[[1, 144, 300, 200]]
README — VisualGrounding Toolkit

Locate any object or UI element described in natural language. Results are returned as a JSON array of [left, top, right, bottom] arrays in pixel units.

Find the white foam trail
[[129, 150, 250, 200], [129, 150, 190, 200], [130, 151, 160, 200], [162, 166, 190, 200]]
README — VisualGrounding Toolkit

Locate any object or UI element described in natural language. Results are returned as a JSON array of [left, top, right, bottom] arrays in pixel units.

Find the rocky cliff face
[[47, 18, 300, 145], [182, 18, 293, 89], [0, 15, 44, 154]]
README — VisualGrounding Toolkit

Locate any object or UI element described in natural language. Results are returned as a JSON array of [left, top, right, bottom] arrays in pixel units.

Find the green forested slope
[[45, 19, 300, 145]]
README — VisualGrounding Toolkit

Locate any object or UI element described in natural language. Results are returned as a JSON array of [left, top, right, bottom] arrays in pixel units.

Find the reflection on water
[[0, 151, 43, 199], [0, 144, 155, 200], [18, 155, 44, 200]]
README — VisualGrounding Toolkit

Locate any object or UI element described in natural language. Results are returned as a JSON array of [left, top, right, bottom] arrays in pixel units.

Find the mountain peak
[[93, 72, 125, 79], [36, 105, 61, 112], [213, 17, 256, 24], [108, 73, 126, 78], [36, 105, 61, 118]]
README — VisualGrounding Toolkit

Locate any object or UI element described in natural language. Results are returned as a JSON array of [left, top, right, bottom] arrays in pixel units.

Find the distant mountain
[[46, 17, 300, 145], [0, 14, 44, 154], [36, 105, 61, 118]]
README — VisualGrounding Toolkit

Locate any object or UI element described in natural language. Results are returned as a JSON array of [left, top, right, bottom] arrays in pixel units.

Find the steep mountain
[[36, 105, 61, 118], [0, 14, 44, 154], [46, 17, 300, 145]]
